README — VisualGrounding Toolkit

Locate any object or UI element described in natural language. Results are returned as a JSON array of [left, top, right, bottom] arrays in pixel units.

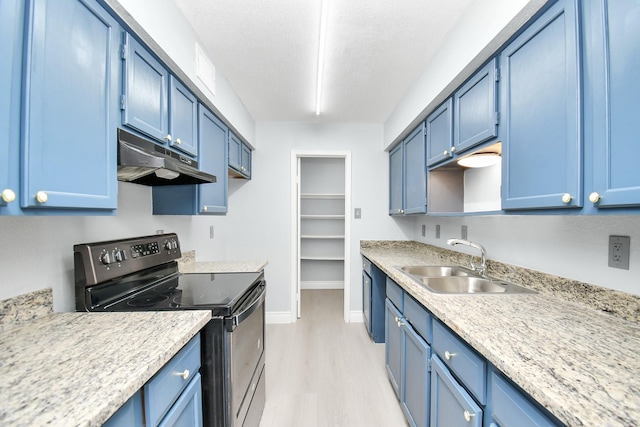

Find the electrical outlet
[[461, 225, 468, 240], [421, 224, 426, 237], [354, 208, 361, 219], [608, 235, 630, 270], [156, 229, 164, 235], [435, 225, 440, 239], [210, 225, 214, 239]]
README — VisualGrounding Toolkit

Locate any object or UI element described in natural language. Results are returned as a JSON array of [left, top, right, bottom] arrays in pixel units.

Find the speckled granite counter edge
[[361, 240, 640, 324], [0, 288, 53, 332]]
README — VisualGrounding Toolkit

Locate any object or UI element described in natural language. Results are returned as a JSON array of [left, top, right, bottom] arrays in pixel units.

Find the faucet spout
[[446, 239, 487, 276]]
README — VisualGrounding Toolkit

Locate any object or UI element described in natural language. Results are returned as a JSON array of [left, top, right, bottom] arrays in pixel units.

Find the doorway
[[290, 151, 351, 322]]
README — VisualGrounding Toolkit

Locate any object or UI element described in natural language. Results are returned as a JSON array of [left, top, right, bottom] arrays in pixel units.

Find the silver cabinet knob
[[165, 134, 172, 142], [176, 369, 189, 380], [203, 206, 208, 212], [464, 410, 476, 422], [1, 189, 16, 203], [443, 150, 448, 156], [589, 192, 601, 203], [450, 146, 456, 153], [445, 351, 457, 360], [561, 193, 572, 204], [175, 138, 182, 145], [35, 191, 48, 203]]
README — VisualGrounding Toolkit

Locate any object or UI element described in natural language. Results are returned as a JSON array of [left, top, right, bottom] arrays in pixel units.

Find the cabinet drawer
[[386, 277, 403, 311], [404, 295, 432, 343], [490, 371, 558, 427], [362, 257, 372, 275], [158, 372, 203, 427], [145, 334, 201, 427], [432, 320, 486, 404]]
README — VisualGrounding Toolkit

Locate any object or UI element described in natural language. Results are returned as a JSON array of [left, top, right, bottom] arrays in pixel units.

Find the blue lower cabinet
[[431, 355, 482, 427], [402, 322, 430, 427], [487, 370, 561, 427], [385, 298, 403, 398], [21, 0, 120, 212], [103, 391, 144, 427], [158, 373, 203, 427]]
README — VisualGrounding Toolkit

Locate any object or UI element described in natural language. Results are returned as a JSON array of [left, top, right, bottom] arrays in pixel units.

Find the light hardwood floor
[[259, 289, 408, 427]]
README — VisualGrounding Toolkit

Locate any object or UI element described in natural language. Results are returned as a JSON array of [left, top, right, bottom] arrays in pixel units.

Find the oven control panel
[[74, 233, 181, 285]]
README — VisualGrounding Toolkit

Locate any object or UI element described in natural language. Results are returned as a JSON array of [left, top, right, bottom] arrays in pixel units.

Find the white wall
[[411, 215, 640, 296], [383, 0, 544, 148], [109, 0, 256, 145]]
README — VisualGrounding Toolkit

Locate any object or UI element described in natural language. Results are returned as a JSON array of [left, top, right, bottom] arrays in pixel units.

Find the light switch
[[354, 208, 362, 219]]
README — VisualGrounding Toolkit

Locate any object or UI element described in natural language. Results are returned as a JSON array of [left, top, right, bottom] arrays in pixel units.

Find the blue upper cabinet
[[228, 132, 252, 179], [0, 0, 25, 215], [122, 33, 170, 144], [153, 105, 228, 215], [403, 124, 427, 214], [169, 76, 198, 157], [389, 144, 404, 215], [583, 0, 640, 209], [500, 0, 582, 210], [21, 0, 120, 211], [454, 59, 499, 154], [389, 124, 427, 215], [426, 99, 454, 166]]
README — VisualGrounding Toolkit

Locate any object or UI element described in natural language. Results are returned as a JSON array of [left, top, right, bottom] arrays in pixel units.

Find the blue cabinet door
[[454, 59, 498, 153], [152, 105, 228, 215], [22, 0, 119, 210], [385, 299, 403, 398], [169, 76, 198, 156], [402, 323, 430, 427], [426, 99, 454, 166], [500, 0, 581, 210], [0, 0, 24, 215], [431, 356, 482, 427], [198, 106, 228, 213], [584, 0, 640, 208], [123, 33, 170, 143], [228, 132, 242, 171], [363, 270, 372, 336], [403, 124, 427, 214], [241, 144, 252, 178], [389, 143, 404, 215], [103, 390, 144, 427], [157, 373, 203, 427]]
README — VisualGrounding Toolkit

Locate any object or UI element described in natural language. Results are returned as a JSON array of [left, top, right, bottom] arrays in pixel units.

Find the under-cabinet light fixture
[[457, 152, 501, 168], [315, 0, 328, 115]]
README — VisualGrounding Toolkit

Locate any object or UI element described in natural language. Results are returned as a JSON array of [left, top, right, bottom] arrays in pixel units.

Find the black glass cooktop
[[87, 267, 263, 315]]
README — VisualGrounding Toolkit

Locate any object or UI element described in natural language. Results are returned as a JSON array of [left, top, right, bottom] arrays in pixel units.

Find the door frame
[[290, 150, 352, 323]]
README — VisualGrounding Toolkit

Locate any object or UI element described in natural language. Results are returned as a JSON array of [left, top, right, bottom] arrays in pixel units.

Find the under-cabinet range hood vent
[[117, 128, 216, 186]]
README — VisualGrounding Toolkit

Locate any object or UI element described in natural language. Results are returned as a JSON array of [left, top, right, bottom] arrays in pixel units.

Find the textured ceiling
[[174, 0, 474, 123]]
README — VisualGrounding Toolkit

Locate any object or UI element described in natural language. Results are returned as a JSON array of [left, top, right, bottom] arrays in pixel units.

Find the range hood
[[117, 128, 216, 186]]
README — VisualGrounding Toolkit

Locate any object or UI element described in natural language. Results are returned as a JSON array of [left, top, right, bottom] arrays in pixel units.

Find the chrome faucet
[[446, 238, 488, 276]]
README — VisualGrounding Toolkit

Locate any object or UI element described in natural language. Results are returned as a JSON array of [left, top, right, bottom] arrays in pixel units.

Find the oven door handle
[[231, 283, 266, 329]]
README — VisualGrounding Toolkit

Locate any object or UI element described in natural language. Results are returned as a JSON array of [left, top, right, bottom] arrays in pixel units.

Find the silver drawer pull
[[464, 410, 476, 422], [445, 351, 457, 360], [175, 369, 190, 380]]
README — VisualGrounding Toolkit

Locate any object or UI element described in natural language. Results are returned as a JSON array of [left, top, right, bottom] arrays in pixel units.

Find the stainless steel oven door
[[228, 283, 266, 427]]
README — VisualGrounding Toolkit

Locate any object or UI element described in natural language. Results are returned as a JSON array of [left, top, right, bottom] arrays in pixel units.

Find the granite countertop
[[0, 310, 211, 427], [361, 241, 640, 427], [178, 250, 268, 273]]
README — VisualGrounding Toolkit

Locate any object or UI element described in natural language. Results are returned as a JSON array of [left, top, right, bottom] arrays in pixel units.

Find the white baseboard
[[300, 280, 344, 290], [266, 311, 296, 324], [349, 311, 364, 323]]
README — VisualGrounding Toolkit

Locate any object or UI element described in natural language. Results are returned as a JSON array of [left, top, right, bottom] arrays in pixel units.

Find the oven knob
[[171, 240, 178, 250], [99, 251, 112, 265], [164, 240, 172, 251], [114, 250, 125, 263]]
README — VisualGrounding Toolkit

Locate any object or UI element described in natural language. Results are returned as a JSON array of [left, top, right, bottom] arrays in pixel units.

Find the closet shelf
[[300, 235, 345, 239], [300, 193, 345, 199], [300, 256, 345, 261], [300, 214, 345, 219]]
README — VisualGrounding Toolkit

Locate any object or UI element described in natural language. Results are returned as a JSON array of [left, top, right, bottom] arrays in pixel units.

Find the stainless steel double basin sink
[[396, 265, 535, 295]]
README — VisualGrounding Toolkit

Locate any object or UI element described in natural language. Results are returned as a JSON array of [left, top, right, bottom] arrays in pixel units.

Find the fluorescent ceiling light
[[457, 153, 501, 168], [315, 0, 328, 115]]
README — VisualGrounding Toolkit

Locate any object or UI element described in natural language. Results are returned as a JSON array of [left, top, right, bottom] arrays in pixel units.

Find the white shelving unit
[[298, 159, 346, 290]]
